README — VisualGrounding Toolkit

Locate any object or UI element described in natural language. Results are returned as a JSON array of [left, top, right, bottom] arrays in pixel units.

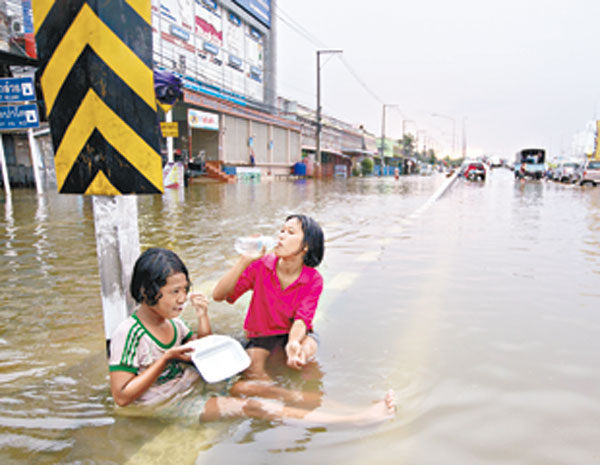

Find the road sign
[[160, 121, 179, 138], [0, 103, 39, 130], [33, 1, 163, 195], [0, 77, 36, 103]]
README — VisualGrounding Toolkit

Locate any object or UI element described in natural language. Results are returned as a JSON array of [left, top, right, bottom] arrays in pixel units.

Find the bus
[[514, 148, 545, 180]]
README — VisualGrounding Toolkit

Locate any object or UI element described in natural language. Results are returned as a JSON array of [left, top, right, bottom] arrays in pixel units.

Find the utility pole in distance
[[316, 49, 342, 177], [381, 104, 399, 176]]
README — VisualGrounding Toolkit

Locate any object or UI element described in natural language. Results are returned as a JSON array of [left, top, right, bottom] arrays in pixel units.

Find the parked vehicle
[[460, 160, 486, 181], [488, 156, 503, 168], [514, 148, 545, 180], [554, 160, 582, 183], [579, 159, 600, 186]]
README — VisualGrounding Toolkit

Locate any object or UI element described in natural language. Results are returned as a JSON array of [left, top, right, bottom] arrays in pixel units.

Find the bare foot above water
[[295, 389, 397, 427], [353, 390, 396, 426]]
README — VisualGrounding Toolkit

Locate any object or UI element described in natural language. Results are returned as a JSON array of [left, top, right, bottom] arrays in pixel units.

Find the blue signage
[[0, 77, 36, 103], [229, 12, 241, 26], [22, 0, 34, 34], [228, 55, 242, 69], [249, 26, 262, 41], [0, 103, 40, 130], [233, 0, 271, 28], [203, 41, 219, 55], [170, 24, 190, 41]]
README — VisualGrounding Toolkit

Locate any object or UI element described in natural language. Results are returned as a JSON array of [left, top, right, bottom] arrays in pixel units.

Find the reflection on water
[[1, 172, 599, 464]]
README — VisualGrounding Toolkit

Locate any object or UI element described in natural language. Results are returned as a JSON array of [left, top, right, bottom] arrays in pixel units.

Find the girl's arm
[[110, 345, 193, 407], [212, 255, 254, 301], [285, 319, 308, 369], [189, 291, 211, 338]]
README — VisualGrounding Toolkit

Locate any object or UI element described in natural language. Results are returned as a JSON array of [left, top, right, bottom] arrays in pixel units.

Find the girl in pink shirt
[[110, 247, 396, 425], [213, 214, 325, 381]]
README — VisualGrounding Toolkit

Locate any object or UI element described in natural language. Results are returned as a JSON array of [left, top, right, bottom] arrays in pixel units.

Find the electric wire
[[274, 3, 411, 128]]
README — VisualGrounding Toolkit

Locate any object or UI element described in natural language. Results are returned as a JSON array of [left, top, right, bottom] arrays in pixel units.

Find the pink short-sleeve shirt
[[227, 254, 323, 338]]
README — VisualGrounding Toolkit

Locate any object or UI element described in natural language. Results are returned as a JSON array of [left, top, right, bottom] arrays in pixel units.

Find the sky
[[274, 0, 600, 160]]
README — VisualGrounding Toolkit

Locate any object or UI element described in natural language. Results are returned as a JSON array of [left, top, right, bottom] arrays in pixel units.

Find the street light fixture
[[316, 49, 343, 175], [432, 113, 456, 158]]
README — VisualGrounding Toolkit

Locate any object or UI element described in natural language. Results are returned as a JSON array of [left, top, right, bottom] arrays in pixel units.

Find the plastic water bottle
[[234, 236, 277, 256]]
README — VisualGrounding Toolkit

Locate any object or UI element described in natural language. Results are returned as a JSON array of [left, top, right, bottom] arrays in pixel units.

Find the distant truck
[[515, 148, 545, 180]]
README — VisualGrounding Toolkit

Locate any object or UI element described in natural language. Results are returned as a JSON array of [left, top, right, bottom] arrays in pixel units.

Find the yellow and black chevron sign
[[33, 0, 163, 195]]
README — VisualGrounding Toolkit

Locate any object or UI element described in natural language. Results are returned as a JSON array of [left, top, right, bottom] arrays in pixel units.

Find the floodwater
[[1, 169, 599, 464]]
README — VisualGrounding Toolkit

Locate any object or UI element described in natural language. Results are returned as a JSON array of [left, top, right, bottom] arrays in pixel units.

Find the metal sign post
[[0, 76, 42, 193], [0, 134, 10, 199], [166, 109, 174, 164], [27, 128, 43, 194]]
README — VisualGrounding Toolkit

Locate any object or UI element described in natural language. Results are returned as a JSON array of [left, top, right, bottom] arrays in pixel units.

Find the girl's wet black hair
[[130, 248, 189, 306], [286, 214, 324, 267]]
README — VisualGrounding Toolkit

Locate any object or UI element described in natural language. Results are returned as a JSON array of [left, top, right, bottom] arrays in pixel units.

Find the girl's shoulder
[[112, 315, 138, 337], [172, 317, 192, 336], [300, 264, 323, 285]]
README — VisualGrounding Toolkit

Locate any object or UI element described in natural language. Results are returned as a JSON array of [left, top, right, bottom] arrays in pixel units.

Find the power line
[[274, 4, 327, 48], [274, 4, 405, 117]]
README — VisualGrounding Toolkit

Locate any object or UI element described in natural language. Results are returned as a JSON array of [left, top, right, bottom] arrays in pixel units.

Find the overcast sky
[[275, 0, 600, 160]]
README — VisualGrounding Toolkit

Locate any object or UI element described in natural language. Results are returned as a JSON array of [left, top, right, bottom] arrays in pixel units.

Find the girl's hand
[[239, 234, 268, 261], [285, 340, 306, 370], [189, 291, 208, 317], [165, 345, 194, 363], [240, 245, 267, 262]]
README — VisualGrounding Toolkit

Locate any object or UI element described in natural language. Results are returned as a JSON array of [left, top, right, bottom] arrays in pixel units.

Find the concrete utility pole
[[402, 119, 415, 137], [381, 104, 399, 176], [462, 117, 467, 159], [417, 129, 427, 153], [316, 49, 342, 175], [381, 105, 386, 175], [432, 113, 456, 158], [93, 196, 140, 352], [264, 0, 277, 110]]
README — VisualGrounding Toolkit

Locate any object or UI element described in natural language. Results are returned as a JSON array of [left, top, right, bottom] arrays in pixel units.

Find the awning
[[302, 146, 348, 159], [342, 148, 377, 157]]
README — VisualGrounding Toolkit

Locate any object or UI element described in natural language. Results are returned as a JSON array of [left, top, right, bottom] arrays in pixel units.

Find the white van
[[579, 159, 600, 186]]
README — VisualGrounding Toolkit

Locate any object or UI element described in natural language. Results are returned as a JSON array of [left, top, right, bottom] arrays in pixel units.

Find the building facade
[[152, 0, 305, 177]]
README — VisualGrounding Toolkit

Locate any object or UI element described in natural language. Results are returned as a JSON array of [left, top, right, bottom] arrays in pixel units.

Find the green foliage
[[361, 157, 374, 175]]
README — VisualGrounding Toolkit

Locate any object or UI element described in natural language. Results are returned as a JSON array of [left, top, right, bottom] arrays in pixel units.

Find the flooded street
[[1, 169, 599, 464]]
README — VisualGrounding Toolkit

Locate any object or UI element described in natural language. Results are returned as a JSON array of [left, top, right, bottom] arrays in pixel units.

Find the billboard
[[151, 0, 265, 103], [232, 0, 271, 28]]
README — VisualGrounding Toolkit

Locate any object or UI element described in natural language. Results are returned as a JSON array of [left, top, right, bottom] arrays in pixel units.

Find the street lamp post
[[432, 113, 456, 159], [316, 49, 342, 176]]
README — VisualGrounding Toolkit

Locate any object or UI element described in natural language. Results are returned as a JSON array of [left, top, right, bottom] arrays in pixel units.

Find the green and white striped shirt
[[109, 314, 198, 405]]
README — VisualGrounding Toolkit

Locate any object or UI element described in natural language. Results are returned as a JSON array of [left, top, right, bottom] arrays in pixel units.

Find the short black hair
[[130, 248, 189, 305], [286, 214, 324, 267]]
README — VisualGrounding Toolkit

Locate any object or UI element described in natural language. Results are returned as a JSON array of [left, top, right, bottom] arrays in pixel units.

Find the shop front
[[181, 89, 302, 179]]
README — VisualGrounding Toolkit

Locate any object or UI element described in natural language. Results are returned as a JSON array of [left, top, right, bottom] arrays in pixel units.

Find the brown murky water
[[1, 170, 599, 464]]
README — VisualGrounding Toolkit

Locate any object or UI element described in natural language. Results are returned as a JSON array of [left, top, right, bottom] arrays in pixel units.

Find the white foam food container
[[185, 335, 250, 383]]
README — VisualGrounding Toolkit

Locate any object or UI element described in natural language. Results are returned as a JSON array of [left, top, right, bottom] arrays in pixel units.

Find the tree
[[361, 157, 374, 176], [425, 149, 437, 164], [397, 134, 416, 158]]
